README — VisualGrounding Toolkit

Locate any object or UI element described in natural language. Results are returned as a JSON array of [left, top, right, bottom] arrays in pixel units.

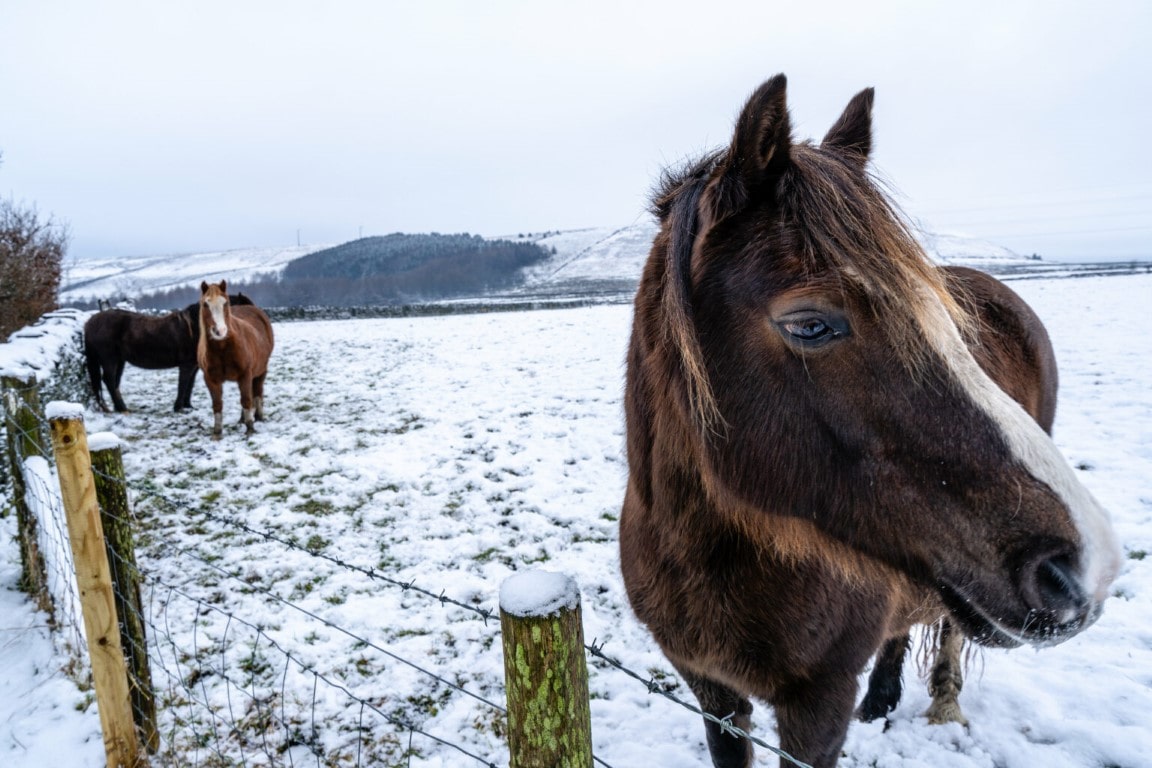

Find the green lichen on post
[[500, 575, 593, 768], [90, 441, 159, 755]]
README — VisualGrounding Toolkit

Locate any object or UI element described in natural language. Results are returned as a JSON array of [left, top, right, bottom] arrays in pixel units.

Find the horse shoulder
[[943, 266, 1058, 430], [232, 307, 274, 351]]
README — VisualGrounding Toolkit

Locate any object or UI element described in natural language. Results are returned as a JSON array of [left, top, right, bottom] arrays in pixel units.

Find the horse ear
[[200, 281, 209, 294], [822, 87, 874, 167], [219, 279, 227, 293], [729, 74, 793, 185]]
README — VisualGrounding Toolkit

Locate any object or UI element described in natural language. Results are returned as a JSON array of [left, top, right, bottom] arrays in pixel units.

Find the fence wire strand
[[4, 376, 808, 768]]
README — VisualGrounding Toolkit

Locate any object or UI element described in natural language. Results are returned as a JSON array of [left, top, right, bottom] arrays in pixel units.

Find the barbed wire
[[96, 463, 777, 768], [143, 575, 503, 768], [4, 388, 803, 768], [130, 476, 501, 627], [106, 536, 510, 719], [585, 640, 813, 768]]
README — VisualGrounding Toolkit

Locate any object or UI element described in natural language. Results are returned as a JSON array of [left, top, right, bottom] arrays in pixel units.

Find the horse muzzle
[[938, 551, 1108, 649]]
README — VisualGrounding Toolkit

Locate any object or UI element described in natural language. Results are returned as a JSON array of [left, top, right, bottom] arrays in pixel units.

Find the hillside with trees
[[134, 233, 552, 310]]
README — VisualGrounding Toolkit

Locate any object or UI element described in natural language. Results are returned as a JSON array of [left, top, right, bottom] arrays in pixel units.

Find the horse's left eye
[[776, 312, 848, 347], [785, 318, 831, 340]]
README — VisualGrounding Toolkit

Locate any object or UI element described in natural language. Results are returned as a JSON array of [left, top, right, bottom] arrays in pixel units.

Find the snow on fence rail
[[0, 318, 811, 768]]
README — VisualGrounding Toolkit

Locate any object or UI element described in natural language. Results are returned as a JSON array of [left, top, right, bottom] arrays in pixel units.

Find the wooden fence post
[[90, 433, 159, 755], [2, 374, 51, 612], [499, 570, 593, 768], [49, 404, 143, 768]]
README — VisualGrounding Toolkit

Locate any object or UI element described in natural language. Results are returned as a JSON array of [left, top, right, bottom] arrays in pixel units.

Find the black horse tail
[[84, 335, 104, 401]]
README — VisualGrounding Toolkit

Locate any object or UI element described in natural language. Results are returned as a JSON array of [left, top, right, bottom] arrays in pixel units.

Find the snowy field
[[3, 272, 1151, 767]]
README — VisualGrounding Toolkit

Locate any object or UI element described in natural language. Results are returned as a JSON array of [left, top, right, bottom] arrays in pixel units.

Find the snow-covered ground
[[2, 272, 1150, 767]]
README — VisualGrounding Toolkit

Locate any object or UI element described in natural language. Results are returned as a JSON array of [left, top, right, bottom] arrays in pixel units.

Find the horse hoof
[[924, 701, 969, 727]]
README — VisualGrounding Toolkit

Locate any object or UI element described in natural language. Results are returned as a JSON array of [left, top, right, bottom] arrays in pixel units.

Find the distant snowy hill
[[60, 244, 330, 305], [59, 223, 1033, 306], [497, 220, 1035, 301]]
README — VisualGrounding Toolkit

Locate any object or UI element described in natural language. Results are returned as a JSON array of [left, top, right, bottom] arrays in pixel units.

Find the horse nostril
[[1032, 555, 1085, 614]]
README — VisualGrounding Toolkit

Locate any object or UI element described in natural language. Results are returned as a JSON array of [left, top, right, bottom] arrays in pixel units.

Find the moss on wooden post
[[2, 375, 51, 612], [499, 570, 593, 768], [90, 435, 158, 755], [49, 406, 144, 768]]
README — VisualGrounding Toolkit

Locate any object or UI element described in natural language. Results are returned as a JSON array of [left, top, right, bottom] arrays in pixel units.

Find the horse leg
[[676, 667, 753, 768], [86, 355, 110, 412], [924, 619, 968, 726], [774, 673, 858, 768], [857, 633, 909, 723], [238, 378, 256, 434], [252, 373, 266, 421], [207, 379, 224, 438], [175, 364, 197, 411], [107, 360, 129, 412]]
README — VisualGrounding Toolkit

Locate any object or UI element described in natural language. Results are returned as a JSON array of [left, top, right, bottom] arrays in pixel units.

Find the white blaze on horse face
[[206, 295, 229, 340], [915, 289, 1122, 611]]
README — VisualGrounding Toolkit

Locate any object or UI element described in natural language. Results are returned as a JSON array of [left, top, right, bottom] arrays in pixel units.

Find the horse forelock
[[198, 284, 231, 362], [649, 141, 979, 440], [780, 144, 976, 377]]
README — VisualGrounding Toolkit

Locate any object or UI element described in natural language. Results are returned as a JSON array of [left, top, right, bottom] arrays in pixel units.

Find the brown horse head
[[636, 75, 1119, 648], [623, 74, 1122, 767], [200, 280, 232, 342]]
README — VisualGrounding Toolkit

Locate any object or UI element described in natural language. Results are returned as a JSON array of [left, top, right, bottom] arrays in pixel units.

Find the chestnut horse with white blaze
[[197, 280, 274, 438], [620, 75, 1121, 768]]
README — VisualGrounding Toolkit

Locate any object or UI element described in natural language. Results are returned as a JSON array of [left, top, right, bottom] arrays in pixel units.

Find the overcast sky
[[2, 0, 1150, 263]]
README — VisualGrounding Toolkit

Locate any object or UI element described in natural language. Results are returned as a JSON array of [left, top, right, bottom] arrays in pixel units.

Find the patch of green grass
[[293, 498, 335, 517], [1129, 549, 1147, 561], [189, 466, 228, 482], [524, 548, 551, 564], [304, 534, 330, 552]]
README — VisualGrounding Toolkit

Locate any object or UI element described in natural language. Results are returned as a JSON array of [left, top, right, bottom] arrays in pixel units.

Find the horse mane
[[782, 143, 976, 371], [649, 151, 728, 432], [649, 140, 977, 431]]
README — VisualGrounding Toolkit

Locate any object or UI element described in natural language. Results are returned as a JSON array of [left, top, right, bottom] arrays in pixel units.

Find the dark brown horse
[[197, 281, 274, 437], [84, 294, 253, 412], [620, 75, 1120, 768]]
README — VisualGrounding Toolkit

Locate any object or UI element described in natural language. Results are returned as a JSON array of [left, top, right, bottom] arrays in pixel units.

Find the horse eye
[[785, 318, 830, 340], [776, 312, 848, 347]]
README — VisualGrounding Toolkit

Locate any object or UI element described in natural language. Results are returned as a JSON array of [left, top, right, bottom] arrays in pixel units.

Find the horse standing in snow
[[619, 74, 1120, 768], [84, 294, 254, 413], [197, 280, 274, 438]]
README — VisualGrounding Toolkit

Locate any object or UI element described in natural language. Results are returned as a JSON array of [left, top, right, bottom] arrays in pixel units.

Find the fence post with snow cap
[[48, 402, 143, 768], [499, 570, 593, 768], [90, 431, 158, 755]]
